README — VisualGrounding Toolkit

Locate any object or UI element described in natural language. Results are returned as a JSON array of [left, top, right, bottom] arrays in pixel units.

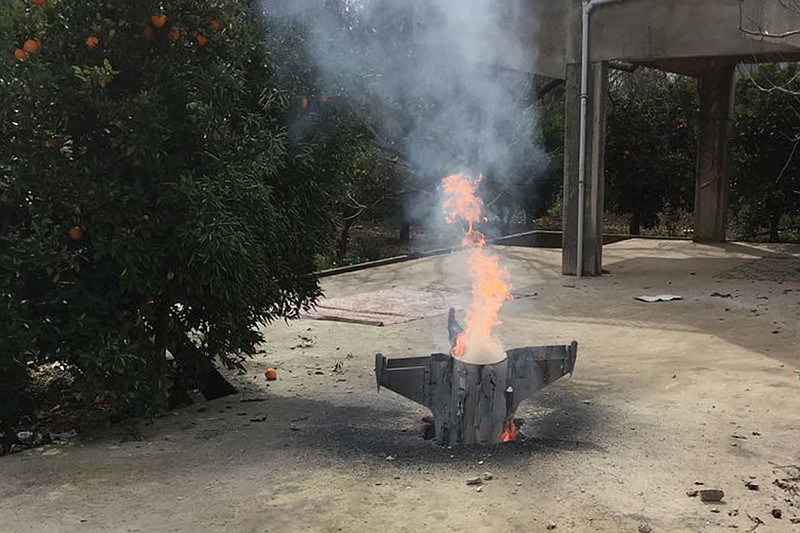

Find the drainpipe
[[577, 0, 619, 277]]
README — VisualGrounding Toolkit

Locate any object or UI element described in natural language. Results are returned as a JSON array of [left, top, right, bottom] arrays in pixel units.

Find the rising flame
[[442, 172, 511, 364], [501, 420, 519, 442]]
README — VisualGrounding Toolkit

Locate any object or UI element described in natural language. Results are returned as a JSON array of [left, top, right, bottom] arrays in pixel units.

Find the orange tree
[[0, 0, 336, 423]]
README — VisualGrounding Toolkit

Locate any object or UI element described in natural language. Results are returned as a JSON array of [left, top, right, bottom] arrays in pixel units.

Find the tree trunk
[[768, 213, 781, 243], [629, 211, 642, 236], [399, 221, 411, 245], [153, 296, 170, 374], [337, 218, 353, 260]]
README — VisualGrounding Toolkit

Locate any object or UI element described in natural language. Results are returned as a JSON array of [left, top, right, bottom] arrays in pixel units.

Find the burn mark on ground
[[272, 382, 607, 467]]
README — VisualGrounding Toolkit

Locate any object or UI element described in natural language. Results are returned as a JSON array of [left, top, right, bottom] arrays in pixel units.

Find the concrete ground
[[1, 239, 799, 533]]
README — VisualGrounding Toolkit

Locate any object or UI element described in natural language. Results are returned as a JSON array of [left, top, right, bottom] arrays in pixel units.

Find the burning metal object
[[373, 172, 577, 445], [375, 310, 578, 446]]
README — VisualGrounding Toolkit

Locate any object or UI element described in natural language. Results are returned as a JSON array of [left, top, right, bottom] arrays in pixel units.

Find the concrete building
[[499, 0, 800, 275]]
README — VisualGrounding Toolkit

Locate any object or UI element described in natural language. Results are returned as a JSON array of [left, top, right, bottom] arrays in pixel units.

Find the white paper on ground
[[635, 294, 683, 303]]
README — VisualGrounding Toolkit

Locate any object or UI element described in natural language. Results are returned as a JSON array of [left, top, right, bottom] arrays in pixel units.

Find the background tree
[[0, 0, 337, 424], [732, 64, 800, 242], [604, 69, 697, 235]]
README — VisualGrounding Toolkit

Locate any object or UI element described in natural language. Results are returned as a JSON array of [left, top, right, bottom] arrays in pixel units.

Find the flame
[[451, 332, 466, 358], [501, 420, 518, 442], [442, 172, 511, 364]]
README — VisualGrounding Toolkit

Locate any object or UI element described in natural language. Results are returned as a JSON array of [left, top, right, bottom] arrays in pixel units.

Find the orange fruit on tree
[[68, 226, 83, 241], [195, 32, 208, 46], [143, 24, 154, 41], [264, 368, 277, 381], [13, 48, 26, 61], [23, 38, 40, 53], [150, 13, 167, 28], [208, 17, 221, 30], [299, 96, 308, 108], [168, 27, 180, 43], [85, 35, 99, 49]]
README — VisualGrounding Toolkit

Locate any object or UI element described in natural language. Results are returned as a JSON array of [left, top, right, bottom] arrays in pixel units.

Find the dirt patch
[[717, 256, 800, 282]]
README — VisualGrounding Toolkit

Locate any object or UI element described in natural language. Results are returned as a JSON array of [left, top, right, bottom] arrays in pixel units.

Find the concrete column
[[562, 61, 608, 276], [693, 63, 736, 243]]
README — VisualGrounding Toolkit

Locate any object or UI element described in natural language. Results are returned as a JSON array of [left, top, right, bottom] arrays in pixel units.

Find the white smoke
[[262, 0, 544, 229]]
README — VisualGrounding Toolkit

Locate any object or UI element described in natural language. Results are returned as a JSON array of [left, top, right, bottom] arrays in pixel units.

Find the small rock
[[546, 522, 557, 530], [482, 472, 493, 481], [516, 481, 522, 486], [466, 477, 483, 486], [385, 455, 395, 461], [790, 517, 800, 524], [475, 486, 483, 493], [729, 509, 739, 517], [16, 431, 34, 445], [745, 480, 760, 491], [699, 488, 725, 502], [686, 490, 698, 497], [9, 444, 23, 454], [478, 460, 484, 465], [771, 508, 782, 519], [711, 507, 720, 513], [752, 431, 761, 436], [694, 481, 704, 485], [51, 429, 78, 442], [638, 522, 653, 533]]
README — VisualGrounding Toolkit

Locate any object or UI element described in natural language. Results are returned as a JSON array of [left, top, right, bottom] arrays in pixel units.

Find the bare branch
[[739, 0, 800, 39]]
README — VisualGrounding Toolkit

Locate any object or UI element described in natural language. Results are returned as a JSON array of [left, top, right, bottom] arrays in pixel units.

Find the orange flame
[[451, 332, 466, 358], [442, 172, 511, 364], [501, 420, 518, 442]]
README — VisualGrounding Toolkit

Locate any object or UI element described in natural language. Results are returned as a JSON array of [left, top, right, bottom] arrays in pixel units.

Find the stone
[[466, 477, 483, 486], [482, 472, 493, 481], [638, 522, 653, 533], [475, 486, 483, 493], [546, 522, 557, 530], [16, 431, 34, 445], [711, 507, 720, 513], [789, 517, 800, 524], [771, 508, 782, 519], [698, 488, 725, 502], [745, 480, 759, 491], [686, 490, 698, 497]]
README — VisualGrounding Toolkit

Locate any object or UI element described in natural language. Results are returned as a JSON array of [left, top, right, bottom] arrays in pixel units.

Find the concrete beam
[[693, 62, 736, 243], [562, 62, 608, 276]]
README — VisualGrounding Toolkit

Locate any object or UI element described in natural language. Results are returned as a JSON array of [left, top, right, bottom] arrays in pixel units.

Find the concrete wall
[[587, 0, 800, 65], [482, 0, 800, 78]]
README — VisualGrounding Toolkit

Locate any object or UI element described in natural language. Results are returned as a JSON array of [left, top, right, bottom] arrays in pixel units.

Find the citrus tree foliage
[[732, 64, 800, 242], [605, 70, 697, 234], [0, 0, 335, 420]]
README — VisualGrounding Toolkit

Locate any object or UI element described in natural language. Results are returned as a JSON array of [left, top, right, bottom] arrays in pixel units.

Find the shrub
[[0, 0, 334, 422]]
